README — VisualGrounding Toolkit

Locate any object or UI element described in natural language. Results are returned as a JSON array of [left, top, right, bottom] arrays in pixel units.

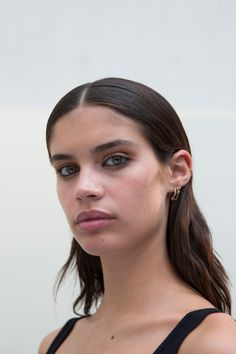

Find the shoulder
[[181, 312, 236, 354], [38, 328, 61, 354]]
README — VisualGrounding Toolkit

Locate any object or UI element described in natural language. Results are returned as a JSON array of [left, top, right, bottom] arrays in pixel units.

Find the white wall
[[0, 1, 235, 353]]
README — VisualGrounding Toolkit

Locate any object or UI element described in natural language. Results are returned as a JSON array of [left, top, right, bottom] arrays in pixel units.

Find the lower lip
[[78, 218, 115, 232]]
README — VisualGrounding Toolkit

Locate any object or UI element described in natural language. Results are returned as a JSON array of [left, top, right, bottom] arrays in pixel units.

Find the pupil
[[114, 156, 121, 163], [67, 166, 75, 174]]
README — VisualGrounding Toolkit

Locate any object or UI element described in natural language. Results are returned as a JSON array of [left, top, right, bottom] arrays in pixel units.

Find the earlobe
[[169, 150, 192, 188]]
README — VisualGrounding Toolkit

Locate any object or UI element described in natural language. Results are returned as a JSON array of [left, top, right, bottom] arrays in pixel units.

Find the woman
[[39, 78, 236, 353]]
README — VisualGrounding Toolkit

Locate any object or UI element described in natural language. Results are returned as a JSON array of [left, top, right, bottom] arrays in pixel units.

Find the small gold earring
[[170, 186, 181, 201]]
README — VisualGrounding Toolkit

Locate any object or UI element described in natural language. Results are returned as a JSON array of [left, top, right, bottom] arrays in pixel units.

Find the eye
[[56, 165, 79, 177], [104, 155, 129, 167]]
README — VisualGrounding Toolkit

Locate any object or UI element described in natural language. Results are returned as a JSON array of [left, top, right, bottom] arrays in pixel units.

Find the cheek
[[110, 168, 168, 247], [56, 183, 72, 216], [112, 167, 165, 210]]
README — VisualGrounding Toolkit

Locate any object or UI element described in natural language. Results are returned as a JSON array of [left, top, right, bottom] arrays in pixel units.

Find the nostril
[[74, 185, 104, 201]]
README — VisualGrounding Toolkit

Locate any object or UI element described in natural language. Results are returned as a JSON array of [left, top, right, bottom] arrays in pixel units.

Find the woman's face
[[49, 105, 172, 256]]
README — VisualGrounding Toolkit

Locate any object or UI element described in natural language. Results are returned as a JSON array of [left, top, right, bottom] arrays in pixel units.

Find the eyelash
[[103, 154, 130, 167], [55, 165, 79, 178], [55, 154, 130, 178]]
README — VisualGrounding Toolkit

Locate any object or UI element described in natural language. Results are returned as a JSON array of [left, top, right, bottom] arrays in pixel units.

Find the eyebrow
[[50, 153, 75, 163], [93, 139, 137, 153], [50, 139, 137, 164]]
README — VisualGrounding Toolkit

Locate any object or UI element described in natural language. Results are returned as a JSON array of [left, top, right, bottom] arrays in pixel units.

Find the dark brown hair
[[46, 77, 231, 315]]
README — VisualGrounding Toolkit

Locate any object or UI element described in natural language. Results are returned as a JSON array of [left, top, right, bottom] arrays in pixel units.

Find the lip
[[75, 209, 115, 232]]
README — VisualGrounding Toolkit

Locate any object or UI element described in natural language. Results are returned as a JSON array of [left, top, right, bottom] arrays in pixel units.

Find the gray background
[[0, 1, 235, 353]]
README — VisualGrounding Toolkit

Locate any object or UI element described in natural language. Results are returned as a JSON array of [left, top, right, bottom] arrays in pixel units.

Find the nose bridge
[[74, 165, 103, 200]]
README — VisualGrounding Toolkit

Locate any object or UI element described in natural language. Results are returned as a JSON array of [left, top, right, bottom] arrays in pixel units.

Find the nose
[[73, 169, 104, 202]]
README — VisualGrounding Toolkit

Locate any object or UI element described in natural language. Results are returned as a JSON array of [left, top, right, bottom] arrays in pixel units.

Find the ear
[[168, 149, 192, 190]]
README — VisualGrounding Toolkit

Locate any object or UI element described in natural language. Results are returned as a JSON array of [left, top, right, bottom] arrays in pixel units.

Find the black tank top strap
[[45, 308, 221, 354], [153, 308, 221, 354], [46, 316, 87, 354]]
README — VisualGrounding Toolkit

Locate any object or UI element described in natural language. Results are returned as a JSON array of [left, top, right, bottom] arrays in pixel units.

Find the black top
[[46, 308, 221, 354]]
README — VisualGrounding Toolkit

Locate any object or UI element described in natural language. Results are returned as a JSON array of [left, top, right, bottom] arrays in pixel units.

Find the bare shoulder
[[181, 312, 236, 354], [38, 327, 61, 354]]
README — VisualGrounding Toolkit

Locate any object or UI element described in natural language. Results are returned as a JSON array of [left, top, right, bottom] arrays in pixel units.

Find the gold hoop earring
[[170, 186, 181, 201]]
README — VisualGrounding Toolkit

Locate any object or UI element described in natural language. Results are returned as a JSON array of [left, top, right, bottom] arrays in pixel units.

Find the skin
[[39, 105, 236, 354]]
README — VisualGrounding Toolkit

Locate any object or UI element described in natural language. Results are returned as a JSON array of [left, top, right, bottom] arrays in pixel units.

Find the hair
[[46, 77, 231, 315]]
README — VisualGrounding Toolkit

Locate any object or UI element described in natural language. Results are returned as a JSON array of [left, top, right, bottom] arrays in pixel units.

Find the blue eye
[[57, 165, 79, 177], [104, 155, 129, 167]]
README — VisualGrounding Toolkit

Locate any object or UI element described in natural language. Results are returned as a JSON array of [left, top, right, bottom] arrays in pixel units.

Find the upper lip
[[75, 210, 114, 224]]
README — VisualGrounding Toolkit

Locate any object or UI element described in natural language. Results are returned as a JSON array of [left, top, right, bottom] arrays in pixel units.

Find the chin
[[73, 233, 119, 257]]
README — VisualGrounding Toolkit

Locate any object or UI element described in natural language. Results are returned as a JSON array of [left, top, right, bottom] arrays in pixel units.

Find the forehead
[[49, 105, 148, 153]]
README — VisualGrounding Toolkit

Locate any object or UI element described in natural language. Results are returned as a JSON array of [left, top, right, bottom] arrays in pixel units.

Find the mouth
[[75, 209, 115, 232]]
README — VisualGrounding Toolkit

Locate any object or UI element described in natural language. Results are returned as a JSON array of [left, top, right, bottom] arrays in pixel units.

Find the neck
[[95, 237, 188, 321]]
